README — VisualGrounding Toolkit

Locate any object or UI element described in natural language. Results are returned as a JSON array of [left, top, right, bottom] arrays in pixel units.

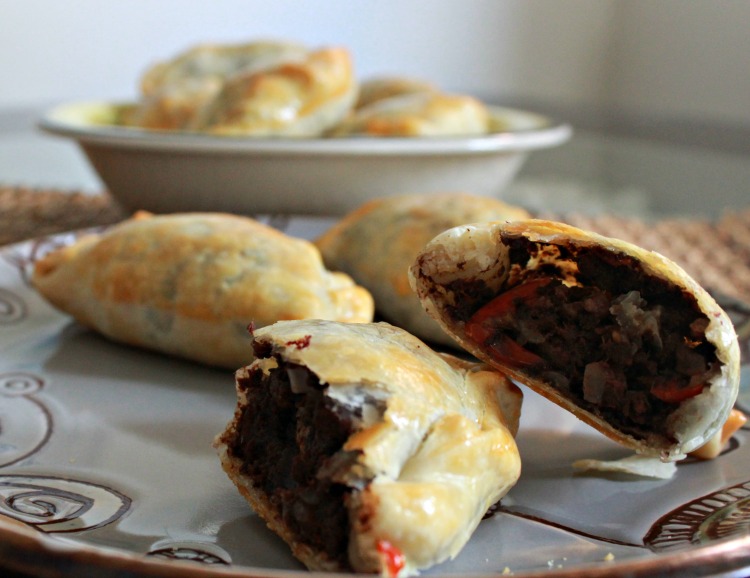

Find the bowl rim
[[38, 100, 572, 157]]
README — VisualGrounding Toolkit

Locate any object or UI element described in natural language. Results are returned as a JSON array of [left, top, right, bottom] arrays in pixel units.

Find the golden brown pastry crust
[[355, 76, 436, 109], [328, 91, 490, 137], [139, 40, 309, 97], [214, 319, 522, 575], [122, 40, 309, 131], [193, 47, 358, 137], [409, 219, 741, 460], [315, 192, 530, 346], [32, 212, 373, 369]]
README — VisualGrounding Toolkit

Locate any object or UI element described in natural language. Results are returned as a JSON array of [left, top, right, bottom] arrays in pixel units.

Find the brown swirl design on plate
[[147, 541, 231, 565], [0, 373, 52, 468], [0, 288, 27, 324], [644, 480, 750, 550], [0, 475, 130, 532]]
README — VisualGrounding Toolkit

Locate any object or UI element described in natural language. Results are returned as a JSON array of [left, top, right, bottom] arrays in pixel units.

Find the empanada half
[[409, 219, 740, 460], [214, 319, 522, 576], [32, 212, 373, 369]]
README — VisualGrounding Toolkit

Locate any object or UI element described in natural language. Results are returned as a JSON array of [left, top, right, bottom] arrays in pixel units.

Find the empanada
[[316, 192, 530, 346], [409, 219, 740, 460], [122, 40, 310, 131], [138, 40, 309, 98], [120, 77, 225, 131], [32, 212, 373, 369], [193, 47, 358, 137], [355, 76, 436, 109], [214, 319, 522, 576], [328, 91, 490, 137]]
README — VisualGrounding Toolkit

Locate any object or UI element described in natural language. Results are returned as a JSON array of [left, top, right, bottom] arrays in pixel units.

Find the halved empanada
[[315, 192, 529, 346], [409, 219, 740, 460], [32, 212, 373, 369], [214, 319, 522, 576]]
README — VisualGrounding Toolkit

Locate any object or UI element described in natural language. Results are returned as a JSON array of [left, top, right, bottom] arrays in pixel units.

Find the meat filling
[[232, 357, 355, 567], [460, 237, 720, 442]]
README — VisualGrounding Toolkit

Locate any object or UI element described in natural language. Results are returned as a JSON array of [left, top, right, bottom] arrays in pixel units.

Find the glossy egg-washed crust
[[409, 219, 741, 460], [31, 212, 373, 369], [138, 40, 309, 97], [315, 192, 530, 347], [192, 47, 358, 136], [328, 91, 491, 137], [214, 319, 522, 576], [121, 40, 310, 131]]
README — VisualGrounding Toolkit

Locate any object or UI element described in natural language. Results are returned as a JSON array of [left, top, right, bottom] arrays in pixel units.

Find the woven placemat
[[542, 210, 750, 305], [0, 186, 126, 246], [2, 185, 749, 304]]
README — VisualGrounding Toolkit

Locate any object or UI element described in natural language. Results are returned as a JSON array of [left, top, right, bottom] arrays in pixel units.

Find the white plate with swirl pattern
[[1, 219, 749, 578]]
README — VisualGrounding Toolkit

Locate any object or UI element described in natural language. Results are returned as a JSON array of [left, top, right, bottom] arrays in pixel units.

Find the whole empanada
[[138, 40, 309, 98], [122, 40, 310, 131], [315, 192, 530, 346], [409, 219, 741, 460], [328, 91, 490, 137], [355, 76, 436, 109], [193, 47, 358, 137], [32, 212, 373, 369], [214, 319, 522, 576]]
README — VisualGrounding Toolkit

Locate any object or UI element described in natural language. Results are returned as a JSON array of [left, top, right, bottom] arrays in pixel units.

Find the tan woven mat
[[0, 186, 126, 246], [2, 185, 749, 304], [542, 210, 750, 305]]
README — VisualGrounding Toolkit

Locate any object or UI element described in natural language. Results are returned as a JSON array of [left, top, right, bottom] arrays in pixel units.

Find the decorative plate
[[0, 217, 749, 578]]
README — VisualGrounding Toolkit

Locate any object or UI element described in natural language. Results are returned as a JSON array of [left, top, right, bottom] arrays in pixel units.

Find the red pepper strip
[[465, 278, 550, 368], [469, 277, 553, 322], [376, 540, 405, 578], [651, 379, 705, 403]]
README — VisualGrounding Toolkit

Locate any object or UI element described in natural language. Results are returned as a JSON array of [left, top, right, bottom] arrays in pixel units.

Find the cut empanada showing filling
[[215, 319, 522, 576], [231, 355, 356, 566], [460, 239, 717, 442], [410, 220, 740, 460]]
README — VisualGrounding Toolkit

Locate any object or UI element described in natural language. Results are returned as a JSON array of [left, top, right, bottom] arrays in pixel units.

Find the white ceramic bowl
[[39, 101, 571, 216]]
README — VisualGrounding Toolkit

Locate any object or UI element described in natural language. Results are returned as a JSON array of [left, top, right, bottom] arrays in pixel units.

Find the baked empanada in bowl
[[409, 219, 741, 461], [138, 40, 310, 98], [355, 76, 436, 109], [315, 192, 530, 346], [328, 91, 491, 137], [192, 47, 358, 137], [31, 212, 373, 369], [214, 319, 522, 576], [121, 40, 310, 131]]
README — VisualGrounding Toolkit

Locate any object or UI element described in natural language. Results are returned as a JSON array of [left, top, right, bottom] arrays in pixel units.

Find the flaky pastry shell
[[32, 212, 373, 369], [214, 319, 522, 576], [409, 219, 740, 460]]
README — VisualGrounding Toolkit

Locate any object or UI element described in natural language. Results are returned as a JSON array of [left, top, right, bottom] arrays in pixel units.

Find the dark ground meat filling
[[460, 236, 720, 442], [232, 358, 355, 567]]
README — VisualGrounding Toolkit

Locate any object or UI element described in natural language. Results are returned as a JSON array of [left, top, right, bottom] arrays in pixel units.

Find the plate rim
[[2, 512, 750, 578]]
